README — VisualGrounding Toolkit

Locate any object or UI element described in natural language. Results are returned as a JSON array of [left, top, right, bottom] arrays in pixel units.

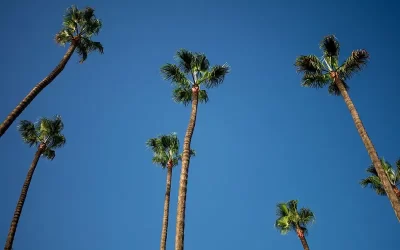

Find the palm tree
[[4, 115, 66, 250], [160, 49, 229, 250], [146, 133, 195, 250], [361, 158, 400, 198], [275, 200, 315, 250], [295, 35, 400, 221], [0, 5, 103, 138]]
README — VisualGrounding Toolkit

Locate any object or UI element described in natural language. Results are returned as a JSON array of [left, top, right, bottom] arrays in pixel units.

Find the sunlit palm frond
[[176, 49, 195, 73], [18, 120, 38, 147], [275, 216, 290, 235], [327, 80, 350, 96], [55, 29, 73, 46], [320, 35, 340, 58], [152, 153, 169, 168], [201, 64, 230, 88], [276, 202, 289, 217], [161, 64, 190, 85], [295, 55, 326, 74], [301, 72, 331, 89], [193, 53, 210, 72], [63, 5, 80, 31], [337, 49, 369, 80]]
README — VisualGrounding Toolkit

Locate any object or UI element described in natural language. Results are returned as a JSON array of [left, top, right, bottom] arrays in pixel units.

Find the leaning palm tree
[[4, 115, 66, 250], [160, 49, 229, 250], [275, 200, 315, 250], [295, 35, 400, 221], [361, 158, 400, 198], [0, 5, 103, 138], [146, 133, 195, 250]]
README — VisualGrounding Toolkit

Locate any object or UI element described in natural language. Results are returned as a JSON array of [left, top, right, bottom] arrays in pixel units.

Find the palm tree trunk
[[393, 186, 400, 199], [0, 43, 77, 138], [175, 89, 199, 250], [4, 146, 43, 250], [333, 75, 400, 221], [160, 166, 173, 250], [296, 227, 310, 250]]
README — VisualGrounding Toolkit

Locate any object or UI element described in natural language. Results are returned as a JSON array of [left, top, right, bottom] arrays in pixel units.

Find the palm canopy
[[146, 133, 195, 168], [18, 115, 66, 160], [160, 49, 230, 105], [55, 5, 103, 63], [360, 158, 400, 195], [295, 35, 369, 95], [275, 200, 315, 236]]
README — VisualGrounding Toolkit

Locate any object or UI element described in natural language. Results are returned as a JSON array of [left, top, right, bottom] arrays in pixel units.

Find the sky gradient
[[0, 0, 399, 249]]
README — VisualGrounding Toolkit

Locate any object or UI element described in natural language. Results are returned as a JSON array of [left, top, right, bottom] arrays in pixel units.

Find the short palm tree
[[146, 133, 195, 250], [275, 200, 315, 250], [0, 5, 103, 138], [160, 49, 229, 250], [295, 35, 400, 221], [4, 115, 66, 250], [361, 158, 400, 198]]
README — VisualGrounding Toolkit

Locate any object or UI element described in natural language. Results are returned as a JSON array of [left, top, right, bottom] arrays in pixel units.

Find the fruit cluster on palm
[[1, 4, 400, 250]]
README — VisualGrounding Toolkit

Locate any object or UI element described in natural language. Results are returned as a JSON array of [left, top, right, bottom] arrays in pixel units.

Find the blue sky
[[0, 0, 399, 249]]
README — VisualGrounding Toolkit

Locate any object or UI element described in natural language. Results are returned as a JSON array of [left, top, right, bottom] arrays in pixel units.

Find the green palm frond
[[337, 49, 369, 80], [299, 226, 309, 236], [42, 149, 56, 160], [301, 72, 331, 89], [274, 200, 314, 236], [192, 53, 210, 72], [275, 216, 290, 235], [298, 208, 315, 226], [328, 80, 350, 96], [360, 176, 386, 195], [18, 120, 38, 147], [176, 49, 195, 73], [200, 64, 230, 88], [395, 159, 400, 183], [295, 55, 326, 74], [172, 86, 192, 106], [55, 29, 73, 46], [276, 202, 289, 217], [161, 64, 190, 85], [320, 35, 340, 58], [76, 37, 104, 63]]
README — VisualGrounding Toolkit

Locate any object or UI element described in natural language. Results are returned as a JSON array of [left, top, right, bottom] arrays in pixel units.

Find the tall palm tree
[[361, 158, 400, 198], [160, 49, 229, 250], [275, 200, 315, 250], [0, 5, 103, 138], [295, 35, 400, 221], [146, 133, 195, 250], [4, 115, 66, 250]]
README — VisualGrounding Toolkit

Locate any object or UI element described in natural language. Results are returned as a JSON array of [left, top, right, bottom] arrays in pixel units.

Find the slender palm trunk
[[4, 146, 44, 250], [333, 73, 400, 221], [160, 166, 173, 250], [175, 88, 199, 250], [296, 227, 310, 250], [0, 43, 77, 138]]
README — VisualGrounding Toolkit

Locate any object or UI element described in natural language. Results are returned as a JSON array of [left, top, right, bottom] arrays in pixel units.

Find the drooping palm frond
[[301, 72, 331, 89], [42, 149, 56, 160], [298, 208, 315, 226], [201, 64, 230, 88], [328, 79, 350, 96], [176, 49, 194, 73], [76, 37, 104, 63], [360, 176, 386, 195], [320, 35, 340, 58], [18, 120, 38, 147], [161, 64, 190, 85], [172, 86, 209, 106], [337, 49, 369, 80], [192, 53, 210, 72], [295, 55, 326, 74]]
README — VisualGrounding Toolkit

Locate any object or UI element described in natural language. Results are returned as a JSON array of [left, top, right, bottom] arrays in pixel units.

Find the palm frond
[[198, 89, 209, 104], [360, 176, 386, 195], [337, 49, 369, 80], [298, 208, 315, 226], [301, 72, 331, 89], [295, 55, 326, 74], [152, 153, 169, 168], [42, 149, 56, 160], [55, 29, 73, 46], [176, 49, 194, 73], [201, 64, 230, 88], [320, 35, 340, 58], [276, 202, 289, 217], [161, 64, 190, 85], [328, 80, 350, 96], [172, 86, 192, 106], [76, 37, 103, 63], [193, 53, 210, 72], [299, 226, 309, 236], [275, 216, 290, 234], [18, 120, 38, 147]]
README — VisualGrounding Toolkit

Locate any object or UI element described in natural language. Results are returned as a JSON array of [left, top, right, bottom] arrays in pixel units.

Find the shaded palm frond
[[76, 37, 103, 63], [176, 49, 194, 73], [328, 80, 350, 96], [161, 64, 190, 85], [320, 35, 340, 57], [55, 29, 73, 45], [18, 120, 38, 147], [298, 208, 315, 226], [193, 53, 210, 72], [337, 49, 369, 80], [301, 72, 331, 89], [172, 86, 192, 106], [201, 64, 230, 88], [42, 149, 56, 160], [198, 89, 209, 104], [295, 55, 326, 74]]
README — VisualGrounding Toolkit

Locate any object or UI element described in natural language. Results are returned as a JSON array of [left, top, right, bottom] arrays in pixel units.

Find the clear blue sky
[[0, 0, 398, 249]]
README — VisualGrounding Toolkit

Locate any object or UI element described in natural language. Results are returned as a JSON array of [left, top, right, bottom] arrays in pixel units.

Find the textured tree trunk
[[0, 43, 77, 138], [393, 186, 400, 199], [296, 227, 310, 250], [4, 145, 44, 250], [333, 73, 400, 221], [174, 87, 199, 250], [160, 166, 173, 250]]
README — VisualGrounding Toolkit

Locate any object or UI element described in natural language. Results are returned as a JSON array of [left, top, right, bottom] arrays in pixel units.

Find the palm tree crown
[[146, 133, 195, 168], [360, 158, 400, 195], [295, 35, 369, 95], [275, 200, 315, 236], [160, 49, 230, 105], [18, 115, 66, 160], [55, 5, 103, 63]]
